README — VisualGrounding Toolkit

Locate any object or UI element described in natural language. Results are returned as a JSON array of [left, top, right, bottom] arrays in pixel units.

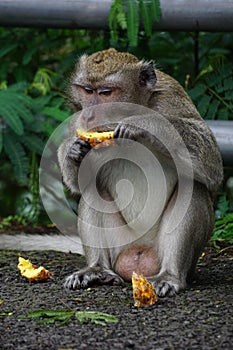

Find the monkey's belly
[[114, 245, 160, 281]]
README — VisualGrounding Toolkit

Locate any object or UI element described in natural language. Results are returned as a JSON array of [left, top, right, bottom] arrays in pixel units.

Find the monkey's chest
[[100, 157, 177, 234]]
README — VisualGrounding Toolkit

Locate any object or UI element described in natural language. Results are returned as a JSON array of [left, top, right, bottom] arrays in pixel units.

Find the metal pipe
[[0, 0, 233, 31], [207, 120, 233, 167]]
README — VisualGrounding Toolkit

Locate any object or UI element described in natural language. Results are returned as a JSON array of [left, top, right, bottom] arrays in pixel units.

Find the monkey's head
[[69, 48, 157, 113]]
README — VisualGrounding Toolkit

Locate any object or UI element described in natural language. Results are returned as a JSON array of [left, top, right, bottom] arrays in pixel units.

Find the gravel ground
[[0, 247, 232, 350]]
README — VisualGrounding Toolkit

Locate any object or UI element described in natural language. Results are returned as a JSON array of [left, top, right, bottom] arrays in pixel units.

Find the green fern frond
[[151, 0, 161, 22], [126, 0, 139, 47], [197, 95, 212, 117], [6, 81, 28, 92], [139, 0, 153, 37], [206, 100, 220, 120], [0, 126, 2, 153], [188, 84, 207, 100], [20, 133, 45, 155], [0, 87, 36, 133], [109, 0, 161, 46], [189, 63, 233, 120], [109, 0, 126, 45], [33, 94, 53, 111], [42, 106, 70, 121], [117, 12, 127, 30], [1, 92, 33, 123], [0, 103, 24, 135], [139, 0, 161, 36], [3, 132, 28, 185], [0, 43, 18, 58]]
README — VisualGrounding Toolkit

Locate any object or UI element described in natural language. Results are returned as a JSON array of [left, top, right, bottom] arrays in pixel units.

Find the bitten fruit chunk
[[18, 257, 53, 282], [132, 271, 157, 307], [76, 128, 114, 147]]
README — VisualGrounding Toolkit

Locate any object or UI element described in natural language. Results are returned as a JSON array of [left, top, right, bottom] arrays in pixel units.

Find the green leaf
[[151, 0, 161, 22], [188, 84, 206, 100], [23, 47, 37, 65], [1, 93, 33, 123], [0, 125, 2, 153], [0, 43, 18, 58], [0, 103, 24, 135], [19, 309, 119, 327], [126, 0, 139, 47], [197, 95, 212, 117], [42, 106, 70, 121], [21, 133, 45, 155], [139, 0, 152, 37], [3, 133, 28, 185], [109, 0, 126, 45], [19, 309, 74, 325], [216, 193, 229, 217], [33, 95, 53, 111], [75, 311, 119, 326], [206, 99, 220, 119]]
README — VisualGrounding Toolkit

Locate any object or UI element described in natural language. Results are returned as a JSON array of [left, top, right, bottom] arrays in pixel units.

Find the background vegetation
[[0, 0, 232, 241]]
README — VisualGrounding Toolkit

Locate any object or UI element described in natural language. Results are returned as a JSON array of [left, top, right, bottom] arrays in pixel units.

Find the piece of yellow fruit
[[132, 271, 157, 307], [76, 128, 114, 147], [18, 257, 53, 282]]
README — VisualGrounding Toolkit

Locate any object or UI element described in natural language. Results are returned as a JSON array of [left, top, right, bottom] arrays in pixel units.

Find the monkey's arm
[[114, 114, 223, 194], [57, 136, 91, 194]]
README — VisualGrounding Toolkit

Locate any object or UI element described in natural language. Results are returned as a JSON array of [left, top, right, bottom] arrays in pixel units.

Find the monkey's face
[[69, 49, 157, 128]]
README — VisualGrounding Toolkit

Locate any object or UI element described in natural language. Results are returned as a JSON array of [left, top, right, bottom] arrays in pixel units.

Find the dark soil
[[0, 229, 232, 350]]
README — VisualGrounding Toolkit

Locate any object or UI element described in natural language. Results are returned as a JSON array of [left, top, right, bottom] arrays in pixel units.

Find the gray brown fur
[[57, 48, 223, 296]]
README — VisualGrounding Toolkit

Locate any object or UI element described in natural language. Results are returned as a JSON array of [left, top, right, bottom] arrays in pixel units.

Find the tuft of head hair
[[84, 48, 139, 81]]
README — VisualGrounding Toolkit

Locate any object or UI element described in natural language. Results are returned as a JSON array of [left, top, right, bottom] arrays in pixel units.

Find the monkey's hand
[[67, 137, 91, 164], [64, 266, 124, 289], [114, 122, 146, 141]]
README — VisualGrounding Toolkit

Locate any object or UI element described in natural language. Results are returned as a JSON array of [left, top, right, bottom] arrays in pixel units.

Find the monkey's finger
[[114, 124, 135, 141], [74, 138, 92, 149]]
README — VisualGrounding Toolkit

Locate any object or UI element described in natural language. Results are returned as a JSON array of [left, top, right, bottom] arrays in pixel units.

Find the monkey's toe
[[64, 272, 82, 290], [153, 281, 178, 297]]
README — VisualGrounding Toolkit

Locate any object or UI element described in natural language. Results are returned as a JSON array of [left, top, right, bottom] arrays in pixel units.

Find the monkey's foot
[[64, 267, 124, 290], [149, 274, 185, 297], [154, 281, 177, 297]]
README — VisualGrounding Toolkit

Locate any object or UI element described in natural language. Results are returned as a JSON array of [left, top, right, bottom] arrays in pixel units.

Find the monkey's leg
[[64, 194, 134, 290], [150, 181, 214, 297]]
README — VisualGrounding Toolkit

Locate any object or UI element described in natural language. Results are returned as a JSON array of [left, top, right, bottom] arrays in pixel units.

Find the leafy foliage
[[0, 79, 70, 185], [188, 63, 233, 120], [212, 193, 233, 244], [109, 0, 161, 47], [213, 213, 233, 243], [0, 23, 232, 232], [20, 309, 119, 326]]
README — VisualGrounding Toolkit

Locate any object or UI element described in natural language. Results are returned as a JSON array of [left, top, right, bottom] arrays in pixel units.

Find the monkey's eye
[[84, 87, 94, 94], [97, 88, 113, 96]]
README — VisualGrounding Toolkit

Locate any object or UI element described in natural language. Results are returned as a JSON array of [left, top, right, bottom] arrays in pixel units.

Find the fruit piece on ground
[[132, 271, 157, 307], [18, 257, 53, 282]]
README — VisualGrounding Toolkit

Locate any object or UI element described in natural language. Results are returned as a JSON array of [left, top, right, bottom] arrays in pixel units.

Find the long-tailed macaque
[[57, 48, 223, 296]]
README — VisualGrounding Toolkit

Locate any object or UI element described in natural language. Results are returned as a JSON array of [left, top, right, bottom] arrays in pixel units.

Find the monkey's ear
[[139, 61, 157, 88]]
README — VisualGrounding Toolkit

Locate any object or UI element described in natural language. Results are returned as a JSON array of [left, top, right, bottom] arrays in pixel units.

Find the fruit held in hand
[[76, 128, 114, 147]]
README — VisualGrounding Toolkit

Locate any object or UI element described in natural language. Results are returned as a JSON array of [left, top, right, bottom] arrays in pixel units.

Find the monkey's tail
[[0, 233, 84, 255]]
